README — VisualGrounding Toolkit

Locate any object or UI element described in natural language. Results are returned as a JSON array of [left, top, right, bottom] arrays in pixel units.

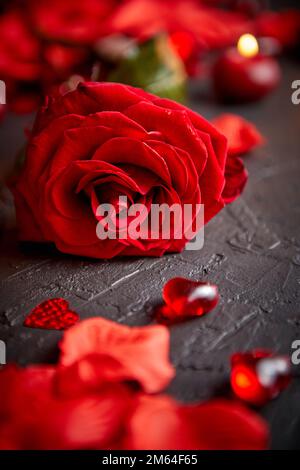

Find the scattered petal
[[212, 114, 265, 157], [123, 394, 269, 450], [59, 317, 175, 393]]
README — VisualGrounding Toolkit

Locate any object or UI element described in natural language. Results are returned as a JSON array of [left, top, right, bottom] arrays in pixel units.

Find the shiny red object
[[230, 350, 291, 406], [163, 277, 219, 317], [213, 48, 281, 103], [24, 298, 79, 330]]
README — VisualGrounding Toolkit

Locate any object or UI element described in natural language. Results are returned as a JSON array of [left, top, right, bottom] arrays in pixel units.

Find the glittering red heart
[[162, 277, 219, 318], [24, 298, 79, 330]]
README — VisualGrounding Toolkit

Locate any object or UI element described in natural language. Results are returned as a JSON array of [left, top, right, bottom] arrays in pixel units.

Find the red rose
[[12, 82, 246, 259], [0, 8, 92, 113], [28, 0, 118, 45]]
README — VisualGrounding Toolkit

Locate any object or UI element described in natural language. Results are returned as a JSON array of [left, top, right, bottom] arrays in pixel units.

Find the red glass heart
[[24, 298, 79, 330], [230, 350, 291, 406], [163, 277, 219, 317]]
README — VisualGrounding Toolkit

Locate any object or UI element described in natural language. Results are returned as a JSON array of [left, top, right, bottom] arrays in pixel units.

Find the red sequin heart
[[230, 350, 291, 406], [162, 277, 219, 318], [24, 298, 79, 330]]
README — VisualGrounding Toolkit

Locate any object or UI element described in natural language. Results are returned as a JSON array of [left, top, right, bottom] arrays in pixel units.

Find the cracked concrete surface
[[0, 60, 300, 449]]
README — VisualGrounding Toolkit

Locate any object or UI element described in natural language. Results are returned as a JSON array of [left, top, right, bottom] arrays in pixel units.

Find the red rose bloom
[[12, 82, 246, 259], [29, 0, 118, 45]]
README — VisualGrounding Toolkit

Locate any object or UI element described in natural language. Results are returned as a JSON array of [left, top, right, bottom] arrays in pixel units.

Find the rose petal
[[59, 317, 175, 393], [123, 394, 269, 450], [212, 114, 265, 157]]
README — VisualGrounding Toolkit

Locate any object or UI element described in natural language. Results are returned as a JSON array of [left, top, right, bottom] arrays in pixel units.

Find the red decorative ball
[[213, 48, 281, 103]]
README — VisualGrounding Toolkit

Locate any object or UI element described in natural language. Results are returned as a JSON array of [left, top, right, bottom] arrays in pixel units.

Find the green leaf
[[108, 35, 187, 103]]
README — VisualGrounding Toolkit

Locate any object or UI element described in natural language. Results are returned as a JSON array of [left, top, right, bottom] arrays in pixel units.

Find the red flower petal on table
[[59, 318, 175, 393], [30, 384, 131, 450], [0, 365, 132, 450], [212, 114, 265, 157], [122, 394, 269, 450], [222, 155, 248, 204], [55, 354, 137, 398], [24, 298, 79, 330]]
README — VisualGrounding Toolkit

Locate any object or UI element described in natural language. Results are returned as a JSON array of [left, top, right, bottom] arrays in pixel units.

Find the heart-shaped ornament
[[24, 298, 79, 330], [163, 277, 219, 317]]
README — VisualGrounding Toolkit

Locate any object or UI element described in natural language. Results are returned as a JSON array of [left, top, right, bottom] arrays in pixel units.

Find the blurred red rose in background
[[28, 0, 118, 45], [12, 82, 247, 259], [0, 9, 42, 83], [123, 394, 269, 450], [107, 0, 253, 67], [257, 10, 300, 50], [0, 6, 93, 112]]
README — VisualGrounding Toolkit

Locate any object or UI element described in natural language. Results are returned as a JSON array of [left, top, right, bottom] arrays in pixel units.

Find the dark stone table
[[1, 59, 300, 450]]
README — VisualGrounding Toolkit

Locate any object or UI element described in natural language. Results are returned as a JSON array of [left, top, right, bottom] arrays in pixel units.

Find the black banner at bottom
[[0, 450, 296, 466]]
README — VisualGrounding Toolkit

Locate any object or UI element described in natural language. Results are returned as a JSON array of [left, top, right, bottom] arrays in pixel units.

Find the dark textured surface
[[1, 59, 300, 449]]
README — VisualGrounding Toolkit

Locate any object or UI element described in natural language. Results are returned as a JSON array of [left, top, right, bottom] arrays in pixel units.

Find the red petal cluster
[[212, 114, 265, 157], [11, 82, 250, 259], [0, 316, 269, 450], [212, 114, 264, 204]]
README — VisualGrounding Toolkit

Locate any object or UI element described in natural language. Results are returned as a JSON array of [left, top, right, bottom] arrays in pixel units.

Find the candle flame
[[237, 34, 259, 59]]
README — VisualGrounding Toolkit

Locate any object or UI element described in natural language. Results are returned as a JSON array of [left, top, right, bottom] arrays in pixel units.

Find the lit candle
[[213, 34, 281, 103]]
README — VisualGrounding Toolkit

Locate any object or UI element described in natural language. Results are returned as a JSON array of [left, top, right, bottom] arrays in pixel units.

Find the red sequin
[[24, 298, 79, 330], [162, 277, 219, 318], [230, 350, 291, 406]]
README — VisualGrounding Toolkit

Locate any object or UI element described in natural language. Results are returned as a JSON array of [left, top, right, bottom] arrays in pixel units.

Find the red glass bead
[[24, 298, 79, 330], [162, 277, 219, 317], [230, 350, 291, 406]]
